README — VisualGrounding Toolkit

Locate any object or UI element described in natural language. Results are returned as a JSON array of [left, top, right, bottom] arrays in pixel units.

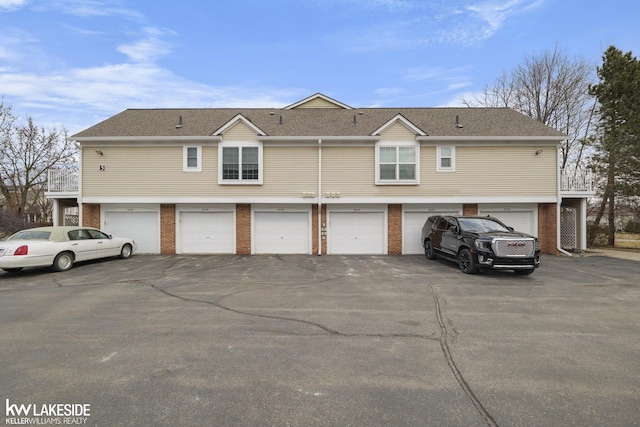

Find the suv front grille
[[492, 238, 535, 257]]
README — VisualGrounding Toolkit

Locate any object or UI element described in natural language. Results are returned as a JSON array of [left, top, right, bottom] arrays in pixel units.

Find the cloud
[[0, 0, 28, 11], [330, 0, 543, 51], [466, 0, 530, 38], [402, 66, 473, 90], [36, 0, 144, 20], [0, 61, 302, 132], [116, 27, 175, 62]]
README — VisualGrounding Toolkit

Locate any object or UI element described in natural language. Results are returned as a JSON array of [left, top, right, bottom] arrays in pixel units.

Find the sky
[[0, 0, 638, 135]]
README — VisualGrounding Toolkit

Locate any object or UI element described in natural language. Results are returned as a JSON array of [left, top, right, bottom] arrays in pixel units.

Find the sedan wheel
[[52, 252, 74, 272], [119, 244, 133, 259], [458, 248, 478, 274]]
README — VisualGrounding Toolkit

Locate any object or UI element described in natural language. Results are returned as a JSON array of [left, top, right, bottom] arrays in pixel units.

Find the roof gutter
[[73, 136, 223, 143], [417, 136, 565, 142], [258, 136, 379, 142]]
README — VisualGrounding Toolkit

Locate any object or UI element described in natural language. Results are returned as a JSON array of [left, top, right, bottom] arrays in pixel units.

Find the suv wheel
[[424, 240, 437, 260], [458, 248, 478, 274]]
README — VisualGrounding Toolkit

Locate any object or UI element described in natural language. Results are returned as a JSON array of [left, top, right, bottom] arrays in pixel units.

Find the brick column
[[463, 204, 478, 215], [236, 204, 251, 254], [538, 203, 559, 255], [388, 204, 402, 255], [160, 204, 176, 254], [81, 204, 100, 228]]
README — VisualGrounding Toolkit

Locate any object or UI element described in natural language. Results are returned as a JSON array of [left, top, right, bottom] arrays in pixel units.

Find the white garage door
[[179, 211, 234, 254], [403, 209, 460, 254], [329, 211, 385, 254], [104, 211, 159, 254], [254, 212, 310, 254], [480, 209, 536, 236]]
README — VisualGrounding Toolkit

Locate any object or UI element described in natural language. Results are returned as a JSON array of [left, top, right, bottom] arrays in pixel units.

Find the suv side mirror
[[450, 225, 459, 234]]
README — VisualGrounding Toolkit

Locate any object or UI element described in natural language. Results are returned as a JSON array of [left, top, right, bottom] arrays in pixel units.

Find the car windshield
[[457, 218, 510, 233], [9, 230, 52, 241]]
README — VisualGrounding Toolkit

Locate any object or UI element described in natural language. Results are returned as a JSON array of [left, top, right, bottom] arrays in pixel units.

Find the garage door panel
[[180, 211, 234, 254], [104, 211, 159, 254], [481, 210, 536, 236], [329, 212, 385, 255], [255, 212, 310, 254]]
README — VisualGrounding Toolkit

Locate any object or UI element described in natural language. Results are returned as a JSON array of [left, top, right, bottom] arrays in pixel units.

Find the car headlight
[[475, 239, 492, 251]]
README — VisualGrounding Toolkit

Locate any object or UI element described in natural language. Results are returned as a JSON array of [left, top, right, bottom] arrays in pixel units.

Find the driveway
[[1, 254, 638, 426]]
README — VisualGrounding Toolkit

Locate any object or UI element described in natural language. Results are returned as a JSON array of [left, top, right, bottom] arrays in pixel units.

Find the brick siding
[[160, 204, 176, 254], [463, 204, 478, 215], [538, 203, 559, 255], [236, 204, 251, 254], [81, 204, 100, 228], [388, 204, 402, 255]]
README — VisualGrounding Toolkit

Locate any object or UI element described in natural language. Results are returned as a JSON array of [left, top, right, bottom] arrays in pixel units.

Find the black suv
[[421, 215, 540, 275]]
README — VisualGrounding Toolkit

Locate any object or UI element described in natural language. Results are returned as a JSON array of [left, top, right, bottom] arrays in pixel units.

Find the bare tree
[[0, 100, 77, 221], [462, 46, 596, 172]]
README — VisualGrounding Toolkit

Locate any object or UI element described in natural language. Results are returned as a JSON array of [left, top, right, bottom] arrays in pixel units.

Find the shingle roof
[[72, 106, 566, 139]]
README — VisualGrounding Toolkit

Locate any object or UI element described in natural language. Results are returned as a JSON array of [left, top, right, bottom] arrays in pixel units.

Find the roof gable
[[213, 114, 266, 136], [371, 114, 426, 137], [285, 93, 352, 110]]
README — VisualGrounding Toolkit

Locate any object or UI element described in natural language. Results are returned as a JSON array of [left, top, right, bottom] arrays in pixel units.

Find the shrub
[[587, 223, 610, 247], [0, 211, 40, 238], [623, 220, 640, 233]]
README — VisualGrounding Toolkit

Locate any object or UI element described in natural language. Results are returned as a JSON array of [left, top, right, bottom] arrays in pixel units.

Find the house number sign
[[99, 165, 106, 171]]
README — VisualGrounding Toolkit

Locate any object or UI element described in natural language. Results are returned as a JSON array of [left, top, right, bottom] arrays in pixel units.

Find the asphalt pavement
[[1, 254, 638, 426]]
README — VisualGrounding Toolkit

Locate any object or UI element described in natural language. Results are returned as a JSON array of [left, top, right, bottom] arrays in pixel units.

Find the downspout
[[318, 138, 322, 256], [557, 143, 572, 257], [77, 144, 83, 226]]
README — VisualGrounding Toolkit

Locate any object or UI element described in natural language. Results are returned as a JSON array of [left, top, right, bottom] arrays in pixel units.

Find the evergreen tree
[[589, 46, 640, 245]]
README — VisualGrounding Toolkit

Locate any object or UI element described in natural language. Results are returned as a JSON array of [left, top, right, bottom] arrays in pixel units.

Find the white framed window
[[218, 141, 263, 184], [183, 146, 202, 172], [437, 145, 455, 172], [375, 141, 419, 184]]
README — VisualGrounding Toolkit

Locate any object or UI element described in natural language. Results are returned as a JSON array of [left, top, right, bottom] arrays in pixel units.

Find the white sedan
[[0, 226, 136, 273]]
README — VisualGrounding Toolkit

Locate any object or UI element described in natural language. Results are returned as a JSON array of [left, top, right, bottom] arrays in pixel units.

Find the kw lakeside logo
[[5, 399, 90, 425]]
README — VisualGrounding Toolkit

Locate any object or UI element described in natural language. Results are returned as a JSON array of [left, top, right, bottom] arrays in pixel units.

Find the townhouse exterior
[[46, 93, 595, 256]]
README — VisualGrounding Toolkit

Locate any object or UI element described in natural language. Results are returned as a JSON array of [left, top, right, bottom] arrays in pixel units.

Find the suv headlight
[[475, 239, 492, 251]]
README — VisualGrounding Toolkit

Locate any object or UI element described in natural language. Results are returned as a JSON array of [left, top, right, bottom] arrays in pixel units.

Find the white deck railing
[[47, 169, 79, 192], [561, 169, 593, 193]]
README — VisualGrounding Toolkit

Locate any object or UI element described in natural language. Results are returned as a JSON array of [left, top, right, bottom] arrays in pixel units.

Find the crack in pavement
[[148, 282, 437, 341], [430, 285, 498, 427]]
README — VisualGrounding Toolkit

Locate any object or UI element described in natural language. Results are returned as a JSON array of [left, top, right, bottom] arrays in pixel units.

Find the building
[[46, 93, 595, 255]]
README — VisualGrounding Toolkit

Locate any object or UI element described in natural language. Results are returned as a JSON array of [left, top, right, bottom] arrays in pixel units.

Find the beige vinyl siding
[[378, 122, 417, 141], [82, 146, 218, 197], [322, 146, 375, 196], [222, 122, 259, 141], [83, 145, 319, 198], [295, 98, 343, 108], [82, 141, 556, 199], [260, 147, 318, 196], [320, 144, 556, 198], [421, 145, 557, 197]]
